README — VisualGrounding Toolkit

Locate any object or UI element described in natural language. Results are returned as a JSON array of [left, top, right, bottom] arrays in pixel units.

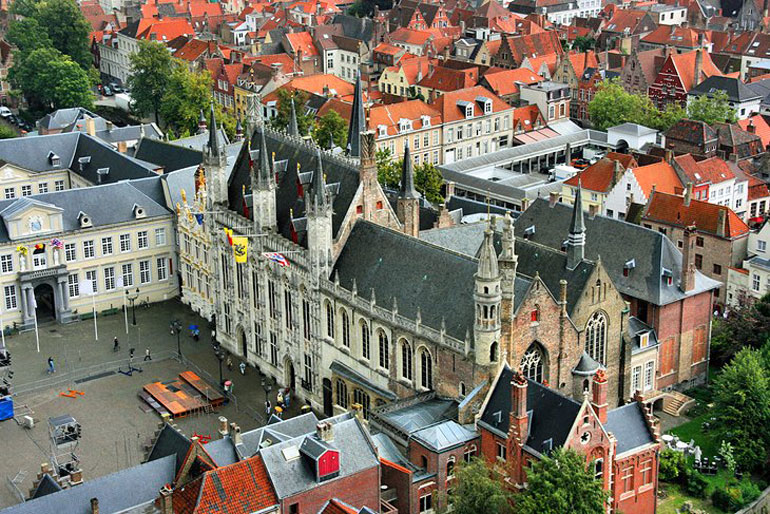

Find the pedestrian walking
[[275, 405, 283, 419], [277, 390, 284, 408], [113, 336, 120, 352], [129, 347, 135, 360], [144, 347, 152, 361], [226, 355, 233, 370], [239, 361, 246, 375], [284, 387, 291, 409], [265, 399, 272, 416], [47, 356, 55, 374]]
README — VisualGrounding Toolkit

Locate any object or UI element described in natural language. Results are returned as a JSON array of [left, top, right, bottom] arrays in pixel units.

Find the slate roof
[[513, 199, 720, 305], [331, 14, 375, 42], [330, 361, 398, 400], [237, 412, 320, 458], [0, 181, 171, 244], [378, 397, 457, 435], [146, 423, 194, 472], [333, 221, 482, 340], [134, 137, 205, 172], [479, 364, 581, 453], [689, 75, 762, 103], [0, 455, 176, 514], [29, 474, 62, 500], [411, 420, 478, 452], [604, 402, 655, 454]]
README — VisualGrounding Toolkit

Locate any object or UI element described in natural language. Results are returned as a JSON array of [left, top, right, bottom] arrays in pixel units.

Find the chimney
[[509, 371, 528, 446], [612, 159, 624, 186], [588, 204, 599, 218], [697, 32, 704, 48], [90, 498, 100, 514], [664, 149, 674, 163], [85, 117, 96, 137], [446, 181, 455, 199], [549, 191, 560, 207], [70, 468, 84, 486], [106, 121, 114, 131], [591, 369, 608, 424], [157, 484, 173, 514], [117, 141, 127, 153], [717, 208, 727, 237], [230, 423, 242, 445], [316, 421, 334, 442], [683, 182, 693, 206], [270, 62, 283, 78], [681, 224, 697, 292], [694, 48, 703, 87], [559, 279, 568, 315], [218, 416, 229, 438]]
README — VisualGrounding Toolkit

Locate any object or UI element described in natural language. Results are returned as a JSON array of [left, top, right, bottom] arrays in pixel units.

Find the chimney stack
[[717, 208, 727, 237], [588, 204, 599, 218], [509, 371, 529, 446], [229, 423, 242, 445], [218, 416, 229, 438], [612, 159, 624, 186], [681, 224, 697, 292], [316, 421, 334, 442], [549, 191, 560, 207], [591, 369, 608, 424], [559, 279, 568, 315], [158, 484, 173, 514], [748, 119, 756, 134], [85, 117, 96, 137], [694, 48, 703, 87], [683, 182, 693, 206], [90, 498, 100, 514], [664, 149, 674, 164]]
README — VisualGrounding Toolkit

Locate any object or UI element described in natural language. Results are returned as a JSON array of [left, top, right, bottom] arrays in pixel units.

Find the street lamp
[[126, 288, 140, 326], [170, 320, 182, 358], [215, 349, 225, 386]]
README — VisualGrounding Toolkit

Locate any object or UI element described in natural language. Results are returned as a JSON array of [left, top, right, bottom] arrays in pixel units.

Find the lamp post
[[215, 349, 225, 385], [126, 288, 140, 326], [170, 320, 182, 358]]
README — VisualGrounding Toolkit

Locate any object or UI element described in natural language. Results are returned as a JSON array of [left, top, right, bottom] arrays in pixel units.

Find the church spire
[[311, 148, 329, 211], [257, 125, 272, 189], [477, 226, 499, 280], [206, 103, 221, 158], [399, 141, 420, 199], [288, 98, 299, 137], [347, 71, 365, 157], [566, 180, 586, 270]]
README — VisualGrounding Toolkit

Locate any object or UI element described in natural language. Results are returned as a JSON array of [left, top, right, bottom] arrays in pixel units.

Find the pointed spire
[[288, 98, 299, 137], [328, 130, 335, 151], [311, 148, 329, 210], [399, 141, 420, 199], [477, 227, 499, 280], [346, 71, 365, 157], [207, 103, 221, 157], [570, 179, 585, 235], [567, 179, 586, 269], [235, 116, 243, 140], [257, 126, 272, 188]]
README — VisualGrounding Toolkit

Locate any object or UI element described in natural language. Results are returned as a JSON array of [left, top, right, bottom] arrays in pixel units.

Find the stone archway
[[34, 283, 56, 322], [283, 356, 296, 390]]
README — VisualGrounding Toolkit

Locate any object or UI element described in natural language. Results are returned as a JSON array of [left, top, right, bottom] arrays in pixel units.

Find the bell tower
[[474, 226, 502, 366]]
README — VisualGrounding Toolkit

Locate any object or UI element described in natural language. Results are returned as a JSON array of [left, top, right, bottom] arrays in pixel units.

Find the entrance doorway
[[240, 330, 248, 358], [34, 283, 56, 322], [284, 358, 296, 390], [322, 378, 333, 417]]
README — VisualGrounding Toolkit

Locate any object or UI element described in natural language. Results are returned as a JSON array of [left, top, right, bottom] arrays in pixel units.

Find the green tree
[[128, 41, 174, 124], [641, 102, 686, 132], [10, 47, 93, 110], [712, 346, 770, 471], [687, 90, 738, 125], [0, 125, 17, 139], [269, 89, 313, 136], [7, 18, 52, 57], [572, 37, 596, 52], [414, 162, 444, 204], [313, 110, 348, 150], [588, 79, 655, 130], [9, 0, 41, 18], [34, 0, 93, 70], [376, 147, 400, 188], [516, 448, 609, 514], [448, 458, 513, 514], [710, 293, 770, 367]]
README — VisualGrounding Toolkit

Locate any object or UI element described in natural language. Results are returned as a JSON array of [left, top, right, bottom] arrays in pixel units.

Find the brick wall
[[282, 465, 380, 514]]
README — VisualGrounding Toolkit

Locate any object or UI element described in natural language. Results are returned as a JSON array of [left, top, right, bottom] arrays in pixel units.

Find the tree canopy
[[711, 293, 770, 367], [687, 90, 738, 125], [269, 89, 314, 136], [375, 148, 445, 203], [572, 37, 596, 52], [448, 458, 513, 514], [516, 448, 609, 514], [129, 41, 175, 124], [9, 47, 93, 111], [313, 110, 348, 150]]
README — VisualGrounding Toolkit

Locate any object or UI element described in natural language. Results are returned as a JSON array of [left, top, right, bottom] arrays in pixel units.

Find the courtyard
[[0, 300, 301, 509]]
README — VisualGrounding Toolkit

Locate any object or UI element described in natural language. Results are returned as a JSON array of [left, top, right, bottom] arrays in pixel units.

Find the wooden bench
[[101, 307, 119, 316], [79, 312, 95, 321]]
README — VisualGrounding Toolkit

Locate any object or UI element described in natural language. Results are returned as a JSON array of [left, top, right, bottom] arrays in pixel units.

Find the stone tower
[[204, 103, 228, 208], [250, 126, 277, 232], [566, 180, 586, 270], [474, 225, 502, 366], [498, 211, 518, 320], [306, 148, 333, 277], [347, 71, 366, 158], [396, 141, 421, 237]]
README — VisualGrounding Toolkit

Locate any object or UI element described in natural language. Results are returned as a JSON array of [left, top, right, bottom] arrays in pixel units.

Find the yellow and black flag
[[232, 236, 248, 263]]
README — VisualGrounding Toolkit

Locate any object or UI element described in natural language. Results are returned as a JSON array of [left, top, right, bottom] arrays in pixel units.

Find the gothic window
[[325, 302, 334, 338], [284, 290, 293, 329], [420, 348, 433, 390], [401, 339, 413, 380], [353, 388, 370, 419], [341, 310, 350, 348], [361, 320, 370, 360], [378, 330, 389, 370], [336, 380, 348, 408], [489, 341, 499, 363], [447, 456, 456, 477], [585, 312, 607, 365], [520, 343, 545, 382], [302, 299, 311, 340]]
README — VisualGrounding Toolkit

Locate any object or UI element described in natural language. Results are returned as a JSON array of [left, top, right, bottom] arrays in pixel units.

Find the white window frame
[[119, 233, 131, 253], [139, 260, 151, 284], [83, 240, 95, 259], [157, 257, 168, 281], [64, 243, 77, 262], [155, 228, 167, 246], [104, 266, 116, 291], [137, 231, 149, 250]]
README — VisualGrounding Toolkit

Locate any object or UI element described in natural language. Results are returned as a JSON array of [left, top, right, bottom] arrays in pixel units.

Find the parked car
[[571, 158, 590, 170], [0, 106, 12, 118], [103, 86, 114, 96], [110, 83, 123, 93]]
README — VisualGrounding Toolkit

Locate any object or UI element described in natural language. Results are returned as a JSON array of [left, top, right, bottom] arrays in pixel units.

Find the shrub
[[711, 480, 763, 511], [684, 469, 708, 499], [659, 449, 686, 482], [739, 479, 761, 505]]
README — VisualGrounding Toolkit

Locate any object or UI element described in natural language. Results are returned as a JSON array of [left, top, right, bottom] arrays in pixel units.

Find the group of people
[[264, 387, 292, 419]]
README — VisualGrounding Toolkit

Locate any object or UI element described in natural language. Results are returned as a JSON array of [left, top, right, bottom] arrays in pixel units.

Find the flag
[[16, 245, 28, 256], [33, 243, 46, 254], [262, 252, 289, 267], [232, 236, 248, 263], [224, 227, 233, 246], [51, 238, 64, 249], [242, 185, 250, 219], [195, 213, 204, 225]]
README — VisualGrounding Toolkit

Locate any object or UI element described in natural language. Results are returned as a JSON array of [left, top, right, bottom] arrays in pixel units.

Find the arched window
[[341, 310, 350, 348], [421, 456, 428, 469], [447, 457, 456, 477], [585, 312, 607, 365], [361, 321, 370, 360], [464, 445, 477, 463], [594, 458, 604, 481], [325, 302, 334, 338], [489, 341, 499, 363], [378, 330, 389, 370], [336, 380, 348, 409], [353, 388, 370, 419], [521, 343, 545, 382], [460, 382, 466, 396], [420, 348, 433, 390], [401, 340, 413, 380]]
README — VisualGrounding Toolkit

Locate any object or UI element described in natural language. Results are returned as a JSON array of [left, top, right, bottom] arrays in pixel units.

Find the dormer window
[[398, 119, 412, 133], [78, 211, 92, 228], [133, 204, 146, 219], [48, 151, 60, 167], [465, 105, 474, 118], [421, 115, 431, 127], [662, 268, 673, 286], [623, 259, 636, 277], [378, 125, 388, 137], [476, 96, 492, 114], [523, 225, 536, 239], [640, 332, 650, 348]]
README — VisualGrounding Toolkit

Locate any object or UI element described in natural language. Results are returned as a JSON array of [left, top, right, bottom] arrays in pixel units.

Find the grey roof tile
[[605, 402, 655, 454]]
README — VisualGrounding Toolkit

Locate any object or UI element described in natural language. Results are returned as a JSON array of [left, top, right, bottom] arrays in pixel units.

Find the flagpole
[[33, 306, 39, 354], [92, 292, 98, 341], [123, 290, 128, 335], [0, 305, 6, 357]]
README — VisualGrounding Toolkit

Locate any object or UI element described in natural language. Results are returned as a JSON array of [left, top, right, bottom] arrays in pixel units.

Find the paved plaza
[[0, 300, 302, 509]]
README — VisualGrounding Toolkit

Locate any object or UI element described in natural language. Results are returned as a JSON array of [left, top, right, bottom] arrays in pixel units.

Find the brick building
[[477, 366, 660, 514], [648, 49, 725, 109], [640, 188, 750, 306], [664, 119, 718, 159]]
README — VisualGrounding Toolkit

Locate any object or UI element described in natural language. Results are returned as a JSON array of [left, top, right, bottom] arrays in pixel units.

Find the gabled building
[[379, 56, 436, 100], [672, 153, 749, 215], [639, 26, 709, 53], [480, 67, 544, 105], [687, 75, 762, 119], [648, 48, 726, 108], [490, 32, 563, 70], [620, 47, 667, 96], [599, 10, 657, 54], [664, 119, 719, 159]]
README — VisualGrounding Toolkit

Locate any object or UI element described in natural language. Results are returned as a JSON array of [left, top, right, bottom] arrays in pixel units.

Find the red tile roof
[[564, 153, 639, 192], [385, 56, 436, 85], [644, 191, 749, 238], [430, 85, 511, 122], [252, 53, 297, 74], [738, 115, 770, 149], [748, 175, 770, 202], [285, 31, 319, 57], [641, 25, 706, 48], [674, 154, 735, 185], [417, 66, 478, 92], [320, 499, 361, 514], [604, 10, 652, 34], [135, 18, 194, 41], [513, 104, 545, 132], [631, 161, 683, 196], [368, 100, 442, 136], [389, 27, 433, 46], [483, 67, 543, 96], [668, 49, 725, 91]]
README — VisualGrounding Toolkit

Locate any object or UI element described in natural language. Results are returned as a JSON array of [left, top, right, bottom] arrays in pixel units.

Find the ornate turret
[[566, 180, 586, 270], [346, 71, 366, 158], [198, 109, 207, 134], [306, 148, 333, 277], [288, 98, 300, 137], [396, 141, 421, 237], [474, 225, 502, 367], [235, 117, 244, 141], [498, 211, 518, 315], [204, 103, 228, 206], [251, 126, 276, 231]]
